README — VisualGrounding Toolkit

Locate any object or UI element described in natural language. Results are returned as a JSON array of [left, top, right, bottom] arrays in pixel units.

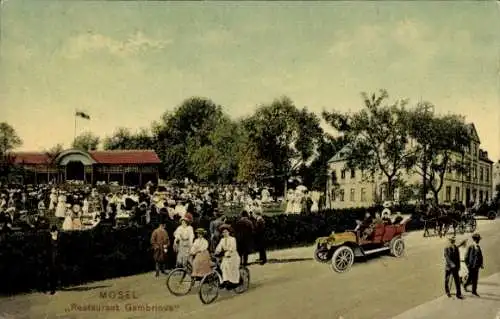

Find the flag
[[75, 111, 90, 120]]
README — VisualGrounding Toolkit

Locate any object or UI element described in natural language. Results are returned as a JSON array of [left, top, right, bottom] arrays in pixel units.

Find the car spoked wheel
[[331, 246, 354, 273], [314, 247, 331, 263], [390, 237, 405, 257]]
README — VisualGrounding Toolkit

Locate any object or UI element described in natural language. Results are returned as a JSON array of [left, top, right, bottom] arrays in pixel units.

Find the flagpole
[[74, 110, 77, 142]]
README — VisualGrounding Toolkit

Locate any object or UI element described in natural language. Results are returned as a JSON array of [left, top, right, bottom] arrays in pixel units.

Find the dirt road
[[1, 218, 499, 319]]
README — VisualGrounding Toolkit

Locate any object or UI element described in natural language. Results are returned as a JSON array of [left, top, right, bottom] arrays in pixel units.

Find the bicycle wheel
[[199, 272, 220, 304], [234, 267, 250, 294], [166, 268, 194, 296]]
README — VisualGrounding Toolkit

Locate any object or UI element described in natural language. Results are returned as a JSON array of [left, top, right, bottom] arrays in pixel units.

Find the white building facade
[[326, 124, 494, 208]]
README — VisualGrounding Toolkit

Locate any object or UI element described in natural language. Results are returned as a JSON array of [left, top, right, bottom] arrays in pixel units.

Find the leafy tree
[[0, 122, 23, 183], [0, 122, 22, 156], [187, 117, 240, 183], [298, 134, 348, 190], [323, 90, 413, 200], [407, 105, 471, 203], [153, 97, 225, 180], [240, 97, 323, 193], [103, 127, 154, 150], [72, 131, 100, 151]]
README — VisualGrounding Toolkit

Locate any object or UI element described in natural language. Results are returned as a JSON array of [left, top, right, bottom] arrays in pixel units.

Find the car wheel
[[330, 246, 354, 273]]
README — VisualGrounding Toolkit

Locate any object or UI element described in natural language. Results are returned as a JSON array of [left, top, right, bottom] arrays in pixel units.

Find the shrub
[[0, 206, 422, 295]]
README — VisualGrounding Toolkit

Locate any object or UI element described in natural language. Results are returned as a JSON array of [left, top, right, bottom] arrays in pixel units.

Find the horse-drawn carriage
[[422, 206, 477, 238], [314, 217, 410, 273]]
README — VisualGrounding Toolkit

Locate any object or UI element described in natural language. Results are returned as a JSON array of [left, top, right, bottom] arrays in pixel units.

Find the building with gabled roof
[[325, 123, 494, 208], [10, 149, 161, 186]]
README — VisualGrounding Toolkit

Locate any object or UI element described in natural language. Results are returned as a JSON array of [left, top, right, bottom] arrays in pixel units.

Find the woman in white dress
[[190, 228, 211, 278], [215, 224, 241, 288], [82, 198, 89, 215], [173, 214, 194, 267], [292, 191, 303, 214], [72, 204, 82, 230], [49, 189, 57, 211], [55, 193, 66, 219], [285, 191, 294, 214], [62, 204, 73, 231], [311, 195, 319, 213]]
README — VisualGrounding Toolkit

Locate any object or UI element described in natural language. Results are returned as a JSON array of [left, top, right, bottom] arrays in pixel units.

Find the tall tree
[[103, 127, 154, 150], [240, 97, 324, 193], [0, 122, 22, 182], [153, 97, 225, 180], [407, 106, 471, 203], [0, 122, 22, 156], [187, 117, 240, 183], [323, 90, 414, 200], [72, 132, 100, 151]]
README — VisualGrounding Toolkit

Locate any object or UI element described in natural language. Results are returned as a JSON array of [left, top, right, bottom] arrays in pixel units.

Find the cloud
[[61, 31, 171, 59]]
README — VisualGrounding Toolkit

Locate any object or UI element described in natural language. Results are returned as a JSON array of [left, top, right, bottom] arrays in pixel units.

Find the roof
[[328, 144, 352, 163], [467, 123, 480, 143], [11, 150, 161, 165]]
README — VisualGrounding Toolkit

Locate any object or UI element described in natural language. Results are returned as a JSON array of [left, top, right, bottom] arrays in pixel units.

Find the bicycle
[[198, 255, 250, 304]]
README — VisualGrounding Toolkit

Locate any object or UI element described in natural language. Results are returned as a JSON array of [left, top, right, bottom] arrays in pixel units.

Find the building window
[[486, 168, 490, 182], [361, 188, 366, 202], [447, 161, 452, 173], [480, 167, 483, 182], [479, 190, 483, 203], [339, 189, 345, 201], [445, 186, 451, 202], [455, 187, 460, 201], [350, 188, 355, 201], [486, 191, 489, 201], [331, 171, 337, 183], [331, 189, 336, 201], [472, 189, 477, 201], [473, 166, 477, 180], [350, 169, 355, 179], [341, 169, 346, 179]]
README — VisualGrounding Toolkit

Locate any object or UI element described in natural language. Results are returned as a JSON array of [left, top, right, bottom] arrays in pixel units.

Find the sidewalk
[[390, 272, 500, 319]]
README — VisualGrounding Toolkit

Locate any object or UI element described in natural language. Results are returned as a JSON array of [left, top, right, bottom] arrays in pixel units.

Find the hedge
[[0, 205, 423, 295]]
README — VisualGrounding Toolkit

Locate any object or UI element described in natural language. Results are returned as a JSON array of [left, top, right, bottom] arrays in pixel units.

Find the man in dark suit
[[464, 233, 484, 296], [444, 236, 463, 298]]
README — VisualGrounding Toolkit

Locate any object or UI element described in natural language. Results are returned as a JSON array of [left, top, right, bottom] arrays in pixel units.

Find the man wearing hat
[[464, 233, 484, 296], [444, 236, 463, 298]]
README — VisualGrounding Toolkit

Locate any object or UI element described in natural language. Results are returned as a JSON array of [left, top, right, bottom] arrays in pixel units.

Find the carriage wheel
[[487, 210, 497, 220], [314, 247, 331, 263], [198, 272, 220, 304], [234, 267, 250, 294], [166, 268, 194, 296], [457, 222, 466, 234], [390, 237, 405, 257], [467, 218, 477, 233], [331, 246, 354, 273]]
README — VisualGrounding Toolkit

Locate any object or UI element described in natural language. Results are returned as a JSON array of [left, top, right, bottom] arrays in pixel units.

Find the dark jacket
[[465, 244, 483, 269], [234, 217, 254, 252], [444, 245, 461, 271]]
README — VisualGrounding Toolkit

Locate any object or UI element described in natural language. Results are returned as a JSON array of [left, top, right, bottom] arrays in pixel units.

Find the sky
[[1, 1, 499, 161]]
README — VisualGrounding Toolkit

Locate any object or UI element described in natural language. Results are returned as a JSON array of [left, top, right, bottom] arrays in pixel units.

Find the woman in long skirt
[[215, 224, 241, 289], [173, 214, 194, 267], [190, 228, 211, 278]]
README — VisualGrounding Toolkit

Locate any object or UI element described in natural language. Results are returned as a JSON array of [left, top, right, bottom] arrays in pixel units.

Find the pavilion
[[11, 149, 162, 186]]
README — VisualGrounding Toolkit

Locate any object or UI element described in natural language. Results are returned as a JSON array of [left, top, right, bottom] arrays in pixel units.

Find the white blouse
[[215, 236, 237, 257], [174, 225, 194, 244], [190, 238, 209, 255]]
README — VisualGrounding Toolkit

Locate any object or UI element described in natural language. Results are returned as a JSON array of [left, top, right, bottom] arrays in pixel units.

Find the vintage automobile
[[314, 216, 411, 273]]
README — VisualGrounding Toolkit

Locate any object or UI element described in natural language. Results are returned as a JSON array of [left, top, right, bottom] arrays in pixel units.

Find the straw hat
[[219, 224, 233, 233], [195, 228, 207, 235]]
